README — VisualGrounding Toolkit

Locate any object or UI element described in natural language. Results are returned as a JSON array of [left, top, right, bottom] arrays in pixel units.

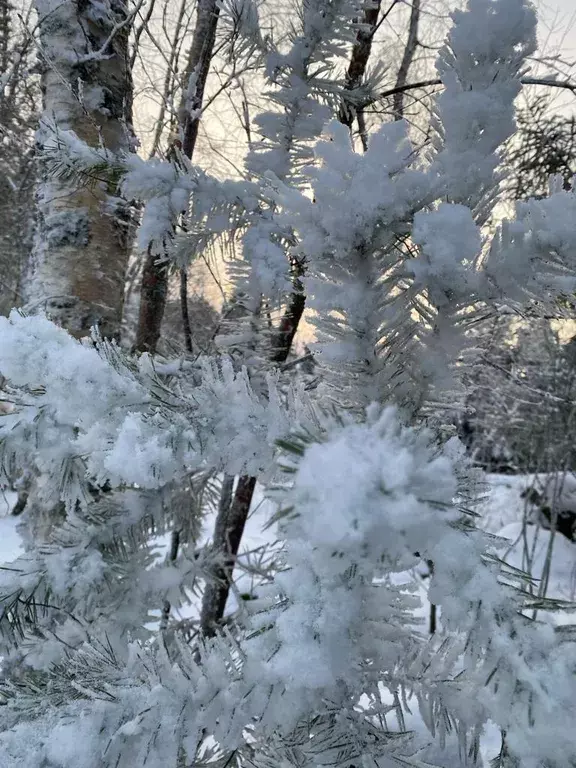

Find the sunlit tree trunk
[[134, 0, 220, 353]]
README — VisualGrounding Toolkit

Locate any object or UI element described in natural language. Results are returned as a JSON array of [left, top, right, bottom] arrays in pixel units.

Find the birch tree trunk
[[15, 0, 135, 536], [25, 0, 135, 341]]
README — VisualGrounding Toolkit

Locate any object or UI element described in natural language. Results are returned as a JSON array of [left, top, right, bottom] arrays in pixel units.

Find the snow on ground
[[498, 522, 576, 620], [476, 474, 535, 532], [476, 474, 576, 618], [0, 491, 21, 564]]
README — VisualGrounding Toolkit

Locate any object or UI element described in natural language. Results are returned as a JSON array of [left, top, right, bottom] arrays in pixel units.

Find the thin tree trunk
[[180, 267, 194, 353], [133, 247, 170, 354], [270, 265, 305, 364], [140, 1, 221, 628], [339, 0, 382, 145], [199, 474, 251, 637], [392, 0, 421, 121], [180, 0, 221, 159], [134, 0, 220, 355], [427, 559, 436, 634]]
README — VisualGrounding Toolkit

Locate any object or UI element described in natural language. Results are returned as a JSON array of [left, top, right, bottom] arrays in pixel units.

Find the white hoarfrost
[[1, 0, 576, 766]]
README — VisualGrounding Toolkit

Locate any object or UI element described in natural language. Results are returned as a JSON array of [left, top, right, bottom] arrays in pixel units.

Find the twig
[[180, 267, 193, 353], [374, 75, 576, 109]]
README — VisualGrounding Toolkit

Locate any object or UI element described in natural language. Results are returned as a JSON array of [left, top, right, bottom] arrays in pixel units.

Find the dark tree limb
[[427, 559, 436, 634], [160, 529, 181, 631], [372, 75, 576, 112], [339, 0, 383, 138], [392, 0, 420, 121], [270, 264, 306, 364], [180, 0, 221, 159], [199, 272, 305, 639], [180, 267, 193, 353], [134, 246, 170, 354], [200, 475, 256, 637]]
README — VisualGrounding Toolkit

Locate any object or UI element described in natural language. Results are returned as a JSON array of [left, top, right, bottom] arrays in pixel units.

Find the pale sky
[[537, 0, 576, 100], [539, 0, 576, 51]]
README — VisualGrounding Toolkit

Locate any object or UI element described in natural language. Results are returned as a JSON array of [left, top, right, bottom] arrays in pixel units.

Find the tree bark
[[25, 0, 135, 341], [199, 475, 254, 637], [16, 0, 136, 538], [339, 0, 382, 148], [134, 0, 221, 355], [392, 0, 421, 121]]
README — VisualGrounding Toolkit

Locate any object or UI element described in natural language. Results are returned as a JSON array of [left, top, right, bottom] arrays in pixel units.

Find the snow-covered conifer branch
[[432, 0, 537, 220], [220, 0, 266, 62], [2, 406, 575, 767], [266, 0, 543, 410], [278, 119, 434, 408], [274, 0, 574, 411], [485, 185, 576, 305], [0, 408, 464, 765], [231, 0, 364, 305], [246, 0, 362, 184], [0, 309, 315, 667], [0, 311, 315, 501]]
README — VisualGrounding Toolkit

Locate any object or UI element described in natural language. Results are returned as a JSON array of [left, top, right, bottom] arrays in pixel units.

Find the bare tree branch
[[374, 75, 576, 110], [148, 0, 188, 159]]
